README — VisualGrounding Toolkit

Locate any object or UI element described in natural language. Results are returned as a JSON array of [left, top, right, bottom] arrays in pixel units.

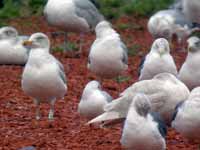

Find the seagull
[[171, 87, 200, 140], [169, 0, 183, 11], [88, 73, 190, 125], [138, 38, 177, 80], [120, 93, 167, 150], [44, 0, 104, 51], [183, 0, 200, 25], [147, 9, 197, 46], [21, 33, 67, 120], [0, 26, 29, 65], [78, 80, 112, 120], [178, 36, 200, 90], [88, 21, 128, 80]]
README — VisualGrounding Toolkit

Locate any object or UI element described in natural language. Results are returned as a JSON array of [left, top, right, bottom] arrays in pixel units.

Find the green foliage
[[130, 0, 174, 16], [0, 0, 46, 19], [0, 0, 20, 19], [128, 44, 141, 56], [115, 75, 131, 83], [0, 0, 175, 20]]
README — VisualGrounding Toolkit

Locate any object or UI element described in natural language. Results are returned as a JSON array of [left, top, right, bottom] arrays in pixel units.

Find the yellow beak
[[23, 40, 33, 46]]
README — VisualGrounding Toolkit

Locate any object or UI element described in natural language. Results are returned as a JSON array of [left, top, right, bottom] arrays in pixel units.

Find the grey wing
[[173, 11, 193, 28], [74, 0, 104, 29], [120, 42, 128, 65], [50, 55, 67, 84], [101, 91, 113, 102]]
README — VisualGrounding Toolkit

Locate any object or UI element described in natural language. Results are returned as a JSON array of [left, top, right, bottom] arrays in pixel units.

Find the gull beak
[[159, 49, 165, 56], [23, 40, 33, 46]]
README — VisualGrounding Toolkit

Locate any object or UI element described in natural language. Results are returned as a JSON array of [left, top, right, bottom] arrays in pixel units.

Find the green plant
[[115, 75, 131, 83], [128, 44, 141, 56]]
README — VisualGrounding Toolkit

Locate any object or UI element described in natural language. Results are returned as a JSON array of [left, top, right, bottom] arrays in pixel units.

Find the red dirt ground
[[0, 16, 198, 150]]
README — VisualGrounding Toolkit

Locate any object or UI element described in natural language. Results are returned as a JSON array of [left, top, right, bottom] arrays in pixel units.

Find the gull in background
[[44, 0, 104, 51], [147, 9, 198, 48], [78, 80, 112, 120], [0, 26, 29, 65], [22, 33, 67, 120], [178, 36, 200, 90], [88, 21, 128, 81], [183, 0, 200, 25], [121, 93, 166, 150], [138, 38, 177, 80], [88, 73, 190, 125], [172, 87, 200, 141]]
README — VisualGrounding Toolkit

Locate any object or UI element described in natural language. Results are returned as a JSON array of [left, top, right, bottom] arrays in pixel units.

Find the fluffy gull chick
[[78, 80, 112, 119]]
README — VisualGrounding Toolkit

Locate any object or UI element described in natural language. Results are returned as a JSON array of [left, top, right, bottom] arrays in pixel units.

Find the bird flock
[[1, 0, 200, 149]]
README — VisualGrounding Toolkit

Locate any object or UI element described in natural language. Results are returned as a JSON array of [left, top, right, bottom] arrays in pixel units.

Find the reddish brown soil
[[0, 16, 198, 150]]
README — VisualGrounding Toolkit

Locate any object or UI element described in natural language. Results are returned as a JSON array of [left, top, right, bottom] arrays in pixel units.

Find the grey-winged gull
[[139, 38, 177, 80], [44, 0, 104, 51], [88, 73, 190, 125], [178, 36, 200, 90], [121, 93, 166, 150], [78, 80, 112, 120], [22, 32, 67, 120], [0, 26, 29, 65]]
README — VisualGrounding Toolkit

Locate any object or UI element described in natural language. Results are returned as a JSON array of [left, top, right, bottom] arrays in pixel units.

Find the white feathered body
[[44, 0, 90, 33], [121, 108, 166, 150], [88, 35, 128, 78], [172, 87, 200, 140], [0, 38, 29, 65], [183, 0, 200, 23], [178, 53, 200, 90], [22, 49, 67, 102], [78, 89, 109, 119], [139, 52, 177, 80]]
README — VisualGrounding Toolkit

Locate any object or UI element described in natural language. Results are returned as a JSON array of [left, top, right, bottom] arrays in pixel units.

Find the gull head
[[0, 26, 18, 40], [187, 36, 200, 53], [131, 93, 151, 117], [151, 38, 170, 56], [85, 80, 101, 91], [23, 32, 50, 51], [95, 21, 113, 38]]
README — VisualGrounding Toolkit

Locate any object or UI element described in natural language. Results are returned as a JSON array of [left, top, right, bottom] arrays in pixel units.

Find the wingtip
[[87, 112, 121, 125]]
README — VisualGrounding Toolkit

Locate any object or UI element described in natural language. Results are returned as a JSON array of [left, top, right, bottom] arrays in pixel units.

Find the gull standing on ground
[[183, 0, 200, 25], [44, 0, 104, 51], [88, 73, 190, 125], [22, 33, 67, 120], [88, 21, 128, 80], [121, 93, 167, 150], [147, 9, 197, 46], [78, 80, 112, 120], [0, 26, 29, 65], [178, 36, 200, 90], [172, 87, 200, 140], [138, 38, 177, 80]]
